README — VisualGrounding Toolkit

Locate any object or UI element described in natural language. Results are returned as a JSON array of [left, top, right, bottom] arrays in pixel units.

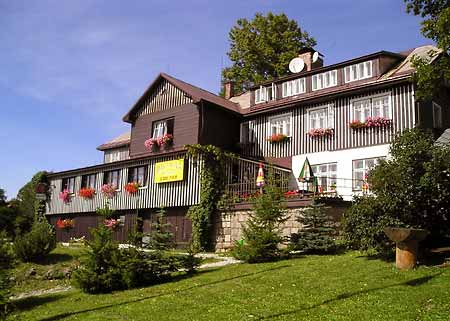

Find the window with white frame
[[311, 163, 337, 191], [81, 174, 96, 189], [152, 118, 174, 138], [282, 78, 306, 97], [255, 84, 277, 104], [312, 70, 337, 91], [61, 177, 76, 193], [307, 104, 335, 130], [103, 170, 121, 189], [352, 157, 384, 190], [432, 102, 443, 128], [240, 121, 255, 144], [344, 61, 373, 83], [352, 94, 391, 122], [269, 114, 291, 136], [128, 166, 147, 186]]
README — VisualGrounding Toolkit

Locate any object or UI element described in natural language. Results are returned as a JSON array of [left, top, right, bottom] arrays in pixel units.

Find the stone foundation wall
[[212, 205, 347, 252]]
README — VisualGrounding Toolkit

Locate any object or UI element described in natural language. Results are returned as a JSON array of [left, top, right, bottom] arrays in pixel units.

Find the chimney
[[224, 81, 234, 100], [298, 48, 324, 71]]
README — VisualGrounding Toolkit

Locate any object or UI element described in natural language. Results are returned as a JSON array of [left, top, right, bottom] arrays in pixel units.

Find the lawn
[[6, 251, 450, 321]]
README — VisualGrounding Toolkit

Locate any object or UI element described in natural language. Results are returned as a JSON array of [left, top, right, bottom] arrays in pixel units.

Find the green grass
[[11, 245, 85, 295], [6, 250, 450, 321]]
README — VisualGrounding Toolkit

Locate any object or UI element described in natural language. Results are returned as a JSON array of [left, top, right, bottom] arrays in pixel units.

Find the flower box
[[307, 128, 334, 138], [78, 187, 96, 199], [144, 138, 160, 151], [56, 218, 75, 231], [158, 134, 174, 149], [349, 117, 392, 129], [59, 189, 71, 204], [124, 182, 140, 194], [266, 134, 289, 143], [101, 184, 117, 198]]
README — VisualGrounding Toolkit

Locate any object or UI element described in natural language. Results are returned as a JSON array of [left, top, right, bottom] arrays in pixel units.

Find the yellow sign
[[154, 159, 185, 183]]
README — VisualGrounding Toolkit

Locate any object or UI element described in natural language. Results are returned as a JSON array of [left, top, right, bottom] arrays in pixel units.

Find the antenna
[[312, 51, 319, 63], [289, 57, 305, 73]]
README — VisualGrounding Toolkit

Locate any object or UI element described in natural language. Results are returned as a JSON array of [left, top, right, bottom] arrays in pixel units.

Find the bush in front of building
[[290, 203, 336, 254], [342, 128, 450, 253], [0, 231, 14, 316], [232, 173, 287, 263], [73, 224, 201, 294], [13, 220, 56, 263]]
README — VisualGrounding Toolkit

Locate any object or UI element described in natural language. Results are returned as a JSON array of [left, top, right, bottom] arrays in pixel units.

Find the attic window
[[152, 118, 174, 138], [255, 84, 277, 104], [344, 61, 373, 83]]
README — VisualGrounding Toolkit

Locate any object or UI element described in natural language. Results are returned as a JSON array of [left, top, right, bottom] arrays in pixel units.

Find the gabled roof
[[123, 73, 240, 123], [97, 131, 131, 151]]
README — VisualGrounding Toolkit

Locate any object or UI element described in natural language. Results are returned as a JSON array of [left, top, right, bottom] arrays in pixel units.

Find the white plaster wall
[[291, 144, 390, 200]]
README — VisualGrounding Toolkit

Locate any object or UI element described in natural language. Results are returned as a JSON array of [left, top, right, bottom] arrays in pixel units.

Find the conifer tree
[[147, 208, 173, 251], [291, 203, 335, 253]]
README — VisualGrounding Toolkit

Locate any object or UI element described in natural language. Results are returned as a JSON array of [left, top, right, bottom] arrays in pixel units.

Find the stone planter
[[384, 227, 429, 270]]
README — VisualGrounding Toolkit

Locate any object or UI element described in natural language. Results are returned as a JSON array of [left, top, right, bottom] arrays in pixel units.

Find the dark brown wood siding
[[199, 102, 241, 149], [130, 103, 200, 158]]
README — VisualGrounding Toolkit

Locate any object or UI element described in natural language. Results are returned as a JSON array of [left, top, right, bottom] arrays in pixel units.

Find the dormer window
[[312, 70, 337, 91], [255, 84, 277, 104], [344, 61, 372, 83], [282, 78, 306, 98]]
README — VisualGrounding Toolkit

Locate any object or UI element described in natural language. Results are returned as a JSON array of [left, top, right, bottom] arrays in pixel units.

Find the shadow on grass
[[11, 292, 70, 312], [38, 264, 290, 321], [253, 272, 443, 320], [35, 253, 75, 265]]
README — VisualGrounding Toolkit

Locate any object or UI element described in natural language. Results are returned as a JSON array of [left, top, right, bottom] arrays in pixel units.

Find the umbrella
[[256, 163, 265, 188], [298, 157, 317, 192]]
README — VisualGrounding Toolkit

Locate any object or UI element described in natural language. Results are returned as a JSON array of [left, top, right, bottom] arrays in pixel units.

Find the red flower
[[124, 182, 140, 194], [56, 218, 75, 231], [266, 134, 289, 143], [78, 187, 96, 199]]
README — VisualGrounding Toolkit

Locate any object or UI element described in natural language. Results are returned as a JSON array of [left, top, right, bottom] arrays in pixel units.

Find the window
[[255, 84, 277, 104], [269, 114, 291, 136], [433, 102, 443, 128], [103, 170, 121, 189], [81, 174, 96, 189], [344, 61, 373, 83], [352, 94, 391, 122], [152, 118, 174, 139], [282, 78, 306, 97], [352, 157, 384, 190], [240, 121, 255, 144], [128, 166, 147, 186], [312, 70, 337, 91], [311, 163, 337, 191], [309, 108, 328, 129], [61, 177, 76, 193]]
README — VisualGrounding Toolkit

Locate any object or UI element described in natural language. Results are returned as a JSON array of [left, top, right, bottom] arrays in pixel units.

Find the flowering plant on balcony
[[144, 138, 159, 151], [158, 134, 174, 148], [366, 116, 392, 128], [56, 218, 75, 231], [284, 190, 301, 198], [266, 134, 289, 143], [59, 189, 71, 204], [307, 128, 334, 138], [101, 184, 117, 198], [349, 117, 392, 129], [124, 182, 140, 194], [104, 218, 121, 230], [78, 187, 96, 199]]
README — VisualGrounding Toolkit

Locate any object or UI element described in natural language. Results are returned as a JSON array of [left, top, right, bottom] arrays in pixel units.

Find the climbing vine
[[185, 144, 235, 252]]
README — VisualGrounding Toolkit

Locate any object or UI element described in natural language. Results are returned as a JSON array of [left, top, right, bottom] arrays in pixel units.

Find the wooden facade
[[240, 83, 416, 158]]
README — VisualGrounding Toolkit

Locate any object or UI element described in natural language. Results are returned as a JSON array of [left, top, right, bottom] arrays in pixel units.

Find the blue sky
[[0, 0, 428, 199]]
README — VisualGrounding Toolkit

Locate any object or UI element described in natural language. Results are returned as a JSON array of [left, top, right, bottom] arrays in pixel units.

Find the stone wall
[[212, 204, 348, 252]]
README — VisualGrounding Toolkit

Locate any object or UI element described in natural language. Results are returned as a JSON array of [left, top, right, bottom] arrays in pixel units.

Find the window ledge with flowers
[[144, 134, 174, 152], [307, 128, 334, 138], [266, 134, 290, 143], [124, 182, 140, 194], [349, 117, 392, 129], [78, 187, 96, 199]]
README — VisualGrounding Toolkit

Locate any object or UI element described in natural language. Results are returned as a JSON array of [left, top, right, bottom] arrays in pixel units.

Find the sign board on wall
[[154, 159, 185, 183]]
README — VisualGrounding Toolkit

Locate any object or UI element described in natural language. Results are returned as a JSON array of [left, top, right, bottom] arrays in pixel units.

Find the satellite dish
[[312, 51, 319, 63], [289, 57, 305, 73]]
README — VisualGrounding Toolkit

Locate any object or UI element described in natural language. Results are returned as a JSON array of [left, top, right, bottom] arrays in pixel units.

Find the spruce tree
[[291, 203, 335, 253], [147, 208, 173, 251]]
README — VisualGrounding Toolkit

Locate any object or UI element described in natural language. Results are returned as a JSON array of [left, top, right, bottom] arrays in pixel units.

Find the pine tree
[[147, 208, 173, 251], [291, 203, 335, 253]]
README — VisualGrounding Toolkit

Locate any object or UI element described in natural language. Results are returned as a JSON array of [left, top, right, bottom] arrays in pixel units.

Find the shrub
[[0, 231, 14, 315], [146, 208, 173, 250], [232, 171, 287, 263], [13, 220, 56, 262], [290, 203, 336, 254], [342, 196, 402, 254], [72, 225, 123, 294]]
